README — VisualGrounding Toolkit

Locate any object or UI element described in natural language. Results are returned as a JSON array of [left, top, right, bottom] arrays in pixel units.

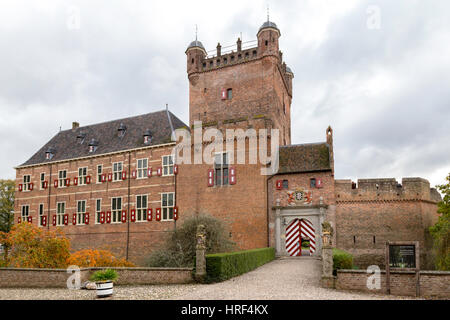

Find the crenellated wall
[[335, 177, 441, 269]]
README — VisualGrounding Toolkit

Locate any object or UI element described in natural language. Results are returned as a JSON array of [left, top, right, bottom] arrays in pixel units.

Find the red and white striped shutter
[[64, 214, 69, 225], [147, 168, 152, 178], [42, 215, 47, 227], [72, 213, 77, 225], [29, 183, 34, 191], [108, 173, 113, 182], [147, 209, 153, 221], [106, 211, 111, 224], [18, 184, 23, 192], [65, 178, 70, 187], [122, 171, 127, 180], [43, 181, 48, 189], [100, 212, 105, 224], [86, 176, 91, 184], [85, 213, 90, 225], [132, 170, 137, 179], [174, 165, 179, 175], [276, 180, 283, 190], [155, 208, 161, 221], [130, 209, 136, 222], [18, 216, 22, 224], [121, 210, 127, 223], [74, 177, 78, 186], [102, 174, 107, 183], [54, 180, 58, 188], [221, 88, 227, 100], [173, 207, 179, 221], [316, 178, 323, 189], [52, 215, 57, 226], [27, 216, 32, 223], [229, 167, 236, 185], [157, 167, 162, 176], [207, 169, 214, 187]]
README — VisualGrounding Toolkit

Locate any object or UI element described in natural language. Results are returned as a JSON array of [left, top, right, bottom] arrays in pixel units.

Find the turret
[[257, 20, 280, 56], [185, 39, 206, 76]]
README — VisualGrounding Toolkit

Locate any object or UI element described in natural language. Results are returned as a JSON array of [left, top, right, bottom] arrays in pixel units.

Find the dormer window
[[76, 132, 86, 144], [143, 129, 153, 145], [45, 147, 55, 160], [118, 123, 127, 138], [89, 139, 99, 153]]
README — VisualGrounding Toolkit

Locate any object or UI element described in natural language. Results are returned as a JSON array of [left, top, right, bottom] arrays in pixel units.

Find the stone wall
[[0, 267, 194, 288], [336, 269, 450, 299]]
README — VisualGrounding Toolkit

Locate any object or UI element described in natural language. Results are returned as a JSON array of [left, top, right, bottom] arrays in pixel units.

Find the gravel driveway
[[0, 258, 415, 300]]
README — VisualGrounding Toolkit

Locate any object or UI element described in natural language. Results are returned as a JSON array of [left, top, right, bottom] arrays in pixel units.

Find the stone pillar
[[275, 199, 281, 256], [195, 224, 207, 282], [321, 225, 335, 288]]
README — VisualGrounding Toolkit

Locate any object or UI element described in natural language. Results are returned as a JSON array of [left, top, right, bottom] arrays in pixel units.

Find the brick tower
[[186, 19, 294, 146]]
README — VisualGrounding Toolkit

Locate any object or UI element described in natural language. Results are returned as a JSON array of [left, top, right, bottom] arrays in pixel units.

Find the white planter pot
[[96, 281, 114, 298]]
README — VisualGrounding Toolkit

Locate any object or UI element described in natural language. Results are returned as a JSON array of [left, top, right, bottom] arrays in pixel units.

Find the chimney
[[237, 38, 242, 52], [217, 43, 222, 57], [72, 122, 80, 130]]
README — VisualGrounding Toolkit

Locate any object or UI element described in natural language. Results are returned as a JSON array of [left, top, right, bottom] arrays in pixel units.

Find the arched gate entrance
[[285, 218, 316, 256]]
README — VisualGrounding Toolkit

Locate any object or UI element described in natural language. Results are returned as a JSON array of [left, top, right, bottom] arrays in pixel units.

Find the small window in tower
[[310, 178, 316, 188], [282, 180, 288, 189], [265, 40, 268, 46], [252, 50, 257, 57], [227, 89, 232, 100], [353, 236, 357, 244], [191, 58, 194, 64]]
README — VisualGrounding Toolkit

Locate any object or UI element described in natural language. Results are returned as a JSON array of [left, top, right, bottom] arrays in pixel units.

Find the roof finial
[[267, 5, 270, 22], [195, 24, 198, 41]]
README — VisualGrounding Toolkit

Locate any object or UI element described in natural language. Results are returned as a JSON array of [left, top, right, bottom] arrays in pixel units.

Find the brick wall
[[336, 269, 450, 299], [335, 178, 440, 269], [0, 267, 193, 288]]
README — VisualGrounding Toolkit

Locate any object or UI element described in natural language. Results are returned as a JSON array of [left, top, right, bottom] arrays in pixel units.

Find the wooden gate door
[[300, 219, 316, 255], [286, 219, 301, 256]]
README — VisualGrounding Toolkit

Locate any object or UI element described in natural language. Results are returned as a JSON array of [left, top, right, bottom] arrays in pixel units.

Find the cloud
[[0, 0, 449, 188]]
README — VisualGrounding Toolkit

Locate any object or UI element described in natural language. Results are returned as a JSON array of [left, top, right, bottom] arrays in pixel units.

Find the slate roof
[[278, 143, 331, 174], [18, 110, 188, 167]]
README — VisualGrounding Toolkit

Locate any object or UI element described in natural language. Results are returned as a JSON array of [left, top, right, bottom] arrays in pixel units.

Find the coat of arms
[[287, 188, 312, 205]]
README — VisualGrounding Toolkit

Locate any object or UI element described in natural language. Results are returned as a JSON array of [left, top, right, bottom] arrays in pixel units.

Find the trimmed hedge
[[332, 248, 353, 275], [206, 248, 275, 282]]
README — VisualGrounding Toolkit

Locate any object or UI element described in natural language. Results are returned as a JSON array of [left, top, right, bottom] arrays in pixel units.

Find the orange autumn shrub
[[67, 249, 135, 267], [3, 223, 70, 268]]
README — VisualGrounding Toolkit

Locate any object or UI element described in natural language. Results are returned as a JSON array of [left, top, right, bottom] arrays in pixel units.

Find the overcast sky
[[0, 0, 449, 188]]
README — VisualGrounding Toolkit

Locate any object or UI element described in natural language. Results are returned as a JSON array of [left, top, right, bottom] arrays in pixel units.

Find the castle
[[14, 19, 441, 268]]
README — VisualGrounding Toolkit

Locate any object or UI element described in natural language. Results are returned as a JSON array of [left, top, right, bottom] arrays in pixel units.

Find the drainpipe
[[126, 151, 131, 261], [47, 164, 52, 230]]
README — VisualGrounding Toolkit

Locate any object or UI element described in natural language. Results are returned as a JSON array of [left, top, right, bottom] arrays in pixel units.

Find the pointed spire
[[267, 5, 270, 22], [195, 24, 198, 41]]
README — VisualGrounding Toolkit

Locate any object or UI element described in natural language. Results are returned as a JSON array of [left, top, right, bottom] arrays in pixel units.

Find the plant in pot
[[90, 269, 118, 298]]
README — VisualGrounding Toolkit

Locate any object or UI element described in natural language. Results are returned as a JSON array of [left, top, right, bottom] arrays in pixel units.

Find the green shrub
[[90, 269, 118, 282], [206, 247, 275, 283], [145, 214, 235, 267], [333, 248, 353, 275]]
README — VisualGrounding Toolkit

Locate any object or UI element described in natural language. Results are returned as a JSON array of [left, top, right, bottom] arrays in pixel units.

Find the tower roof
[[258, 20, 280, 36], [286, 66, 294, 75], [186, 40, 206, 52]]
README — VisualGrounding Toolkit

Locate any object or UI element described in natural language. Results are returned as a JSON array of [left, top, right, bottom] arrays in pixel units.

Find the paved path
[[174, 257, 414, 300], [0, 258, 415, 300]]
